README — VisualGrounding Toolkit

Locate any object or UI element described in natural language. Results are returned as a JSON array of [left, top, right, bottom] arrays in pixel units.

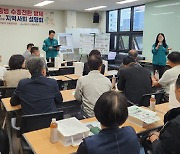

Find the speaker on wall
[[93, 12, 99, 23]]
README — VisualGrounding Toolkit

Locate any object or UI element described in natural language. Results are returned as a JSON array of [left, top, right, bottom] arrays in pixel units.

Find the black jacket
[[77, 126, 140, 154], [10, 73, 63, 115], [83, 62, 105, 76], [117, 64, 152, 105], [152, 107, 180, 154]]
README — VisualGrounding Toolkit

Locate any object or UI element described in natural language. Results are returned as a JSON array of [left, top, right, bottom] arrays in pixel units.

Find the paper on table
[[128, 106, 160, 124]]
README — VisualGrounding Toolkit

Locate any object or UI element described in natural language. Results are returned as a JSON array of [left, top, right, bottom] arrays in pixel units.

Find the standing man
[[42, 30, 60, 62]]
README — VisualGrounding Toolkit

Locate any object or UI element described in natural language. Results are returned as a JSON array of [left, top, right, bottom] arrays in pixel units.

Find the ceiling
[[0, 0, 159, 11]]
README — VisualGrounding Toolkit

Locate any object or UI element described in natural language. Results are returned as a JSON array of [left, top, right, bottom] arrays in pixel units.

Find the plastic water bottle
[[50, 118, 59, 143], [150, 95, 156, 111], [155, 70, 159, 80]]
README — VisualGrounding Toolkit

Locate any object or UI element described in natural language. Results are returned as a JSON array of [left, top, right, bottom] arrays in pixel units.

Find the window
[[133, 6, 145, 31], [132, 35, 143, 51], [120, 8, 131, 31], [119, 36, 129, 50], [108, 10, 118, 32], [107, 5, 145, 53]]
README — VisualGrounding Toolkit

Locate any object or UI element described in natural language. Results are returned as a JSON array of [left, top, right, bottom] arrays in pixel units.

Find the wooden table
[[155, 103, 170, 114], [60, 89, 75, 103], [1, 89, 76, 112], [48, 76, 71, 82], [23, 110, 164, 154], [65, 74, 80, 80]]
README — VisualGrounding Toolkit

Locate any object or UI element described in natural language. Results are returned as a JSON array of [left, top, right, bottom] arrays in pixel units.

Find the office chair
[[139, 90, 165, 107], [11, 111, 63, 154]]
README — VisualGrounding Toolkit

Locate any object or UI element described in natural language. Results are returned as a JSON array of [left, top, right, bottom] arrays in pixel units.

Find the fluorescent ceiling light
[[155, 2, 180, 8], [116, 0, 138, 5], [151, 12, 174, 16], [34, 1, 54, 7], [85, 6, 107, 11]]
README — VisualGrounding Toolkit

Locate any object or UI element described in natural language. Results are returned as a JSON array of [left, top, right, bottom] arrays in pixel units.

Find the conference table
[[22, 104, 168, 154], [1, 89, 76, 112], [155, 102, 170, 114]]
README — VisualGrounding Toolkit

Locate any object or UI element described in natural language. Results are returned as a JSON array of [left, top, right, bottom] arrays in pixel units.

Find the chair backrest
[[139, 90, 165, 107], [20, 111, 63, 134], [0, 86, 16, 98]]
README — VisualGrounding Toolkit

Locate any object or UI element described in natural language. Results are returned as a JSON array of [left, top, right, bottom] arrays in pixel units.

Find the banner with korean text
[[0, 6, 55, 26]]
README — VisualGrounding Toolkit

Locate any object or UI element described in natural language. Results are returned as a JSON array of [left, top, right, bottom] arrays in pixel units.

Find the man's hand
[[148, 132, 160, 143], [49, 46, 53, 50], [56, 46, 60, 51]]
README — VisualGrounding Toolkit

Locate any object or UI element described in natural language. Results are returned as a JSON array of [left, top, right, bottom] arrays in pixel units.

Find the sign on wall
[[0, 6, 55, 26]]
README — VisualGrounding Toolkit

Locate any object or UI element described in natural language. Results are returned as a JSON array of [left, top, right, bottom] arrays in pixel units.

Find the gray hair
[[27, 57, 45, 75], [128, 50, 138, 59]]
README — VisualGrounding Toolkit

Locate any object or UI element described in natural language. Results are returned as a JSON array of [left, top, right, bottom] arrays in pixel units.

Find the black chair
[[0, 86, 16, 98], [58, 67, 74, 75], [11, 111, 63, 154], [139, 90, 165, 107]]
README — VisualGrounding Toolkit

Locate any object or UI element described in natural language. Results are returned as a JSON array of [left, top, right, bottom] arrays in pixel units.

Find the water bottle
[[150, 95, 156, 111]]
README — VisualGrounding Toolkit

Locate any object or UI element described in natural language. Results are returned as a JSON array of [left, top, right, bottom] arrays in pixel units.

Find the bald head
[[128, 50, 138, 60]]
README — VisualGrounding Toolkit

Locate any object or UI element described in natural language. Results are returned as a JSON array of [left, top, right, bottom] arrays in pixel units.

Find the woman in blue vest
[[152, 33, 172, 78]]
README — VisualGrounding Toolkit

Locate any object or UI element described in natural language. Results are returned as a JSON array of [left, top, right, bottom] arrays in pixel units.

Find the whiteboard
[[65, 27, 100, 48], [57, 33, 74, 54], [94, 33, 110, 55], [79, 34, 94, 55]]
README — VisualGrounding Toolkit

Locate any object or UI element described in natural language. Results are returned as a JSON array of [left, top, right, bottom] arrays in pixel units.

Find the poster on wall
[[79, 34, 94, 55], [57, 33, 74, 54], [94, 33, 110, 55], [0, 6, 55, 26]]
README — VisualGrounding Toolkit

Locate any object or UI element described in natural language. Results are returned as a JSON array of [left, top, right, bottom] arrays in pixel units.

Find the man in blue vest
[[42, 30, 60, 62]]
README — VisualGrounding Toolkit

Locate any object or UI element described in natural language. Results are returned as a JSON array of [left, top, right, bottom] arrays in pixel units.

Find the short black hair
[[27, 43, 34, 50], [89, 50, 101, 57], [49, 30, 55, 35], [9, 54, 25, 70], [94, 91, 128, 127], [27, 57, 45, 75], [123, 56, 135, 65], [176, 74, 180, 89], [88, 55, 102, 71], [167, 51, 180, 64], [30, 47, 39, 54]]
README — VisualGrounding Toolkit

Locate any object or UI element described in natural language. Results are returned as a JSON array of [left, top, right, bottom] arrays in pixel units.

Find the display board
[[57, 33, 74, 54], [94, 33, 110, 55], [79, 34, 94, 55], [65, 28, 100, 48]]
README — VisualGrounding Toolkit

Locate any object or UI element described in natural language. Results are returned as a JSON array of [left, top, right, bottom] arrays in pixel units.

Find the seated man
[[77, 91, 140, 154], [28, 46, 49, 75], [152, 51, 180, 98], [117, 49, 141, 77], [75, 55, 112, 117], [83, 50, 105, 76], [23, 43, 34, 60], [117, 56, 152, 106], [10, 57, 63, 115], [148, 74, 180, 154]]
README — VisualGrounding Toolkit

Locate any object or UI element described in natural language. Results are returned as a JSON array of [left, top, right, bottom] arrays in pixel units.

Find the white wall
[[0, 5, 106, 64], [143, 0, 180, 60], [0, 6, 66, 64]]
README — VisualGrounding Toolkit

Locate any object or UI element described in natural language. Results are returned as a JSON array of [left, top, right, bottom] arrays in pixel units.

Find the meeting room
[[0, 0, 180, 154]]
